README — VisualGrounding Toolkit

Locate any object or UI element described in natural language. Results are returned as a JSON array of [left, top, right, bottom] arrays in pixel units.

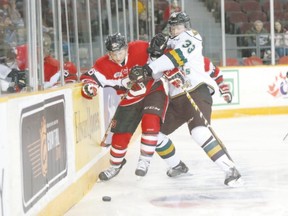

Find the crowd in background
[[1, 0, 288, 95], [204, 0, 288, 64]]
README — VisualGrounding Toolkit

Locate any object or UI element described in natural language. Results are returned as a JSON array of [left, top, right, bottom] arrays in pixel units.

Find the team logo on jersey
[[114, 68, 129, 79]]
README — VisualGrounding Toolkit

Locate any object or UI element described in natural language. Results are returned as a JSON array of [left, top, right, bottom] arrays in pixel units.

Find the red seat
[[266, 10, 286, 22], [226, 11, 248, 33], [243, 56, 263, 66], [240, 1, 262, 13], [278, 56, 288, 65], [227, 11, 248, 24], [262, 0, 283, 14], [247, 11, 267, 23], [220, 58, 240, 66], [225, 1, 241, 12]]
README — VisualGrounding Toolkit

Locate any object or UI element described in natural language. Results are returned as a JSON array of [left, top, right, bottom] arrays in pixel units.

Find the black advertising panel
[[20, 95, 67, 212]]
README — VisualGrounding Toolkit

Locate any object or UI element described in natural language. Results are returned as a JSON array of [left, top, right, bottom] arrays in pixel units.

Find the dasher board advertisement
[[20, 95, 67, 212]]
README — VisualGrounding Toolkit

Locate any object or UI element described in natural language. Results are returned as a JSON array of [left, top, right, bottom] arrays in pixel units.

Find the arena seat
[[220, 58, 240, 66], [243, 56, 263, 66], [278, 56, 288, 65]]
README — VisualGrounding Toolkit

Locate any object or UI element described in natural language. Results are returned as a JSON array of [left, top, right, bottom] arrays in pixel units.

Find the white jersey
[[149, 29, 216, 98]]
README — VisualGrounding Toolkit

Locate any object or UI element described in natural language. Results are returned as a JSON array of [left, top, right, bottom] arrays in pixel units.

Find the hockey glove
[[129, 65, 152, 83], [81, 82, 99, 100], [164, 68, 185, 88], [121, 77, 134, 89], [147, 33, 168, 58], [219, 82, 232, 103]]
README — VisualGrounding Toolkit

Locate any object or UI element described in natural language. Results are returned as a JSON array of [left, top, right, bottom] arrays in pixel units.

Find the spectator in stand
[[137, 0, 148, 39], [161, 0, 181, 34], [0, 40, 26, 93], [42, 33, 77, 88], [3, 0, 24, 27], [0, 8, 14, 43], [274, 21, 288, 58], [244, 20, 270, 58], [0, 0, 24, 44], [163, 0, 181, 23]]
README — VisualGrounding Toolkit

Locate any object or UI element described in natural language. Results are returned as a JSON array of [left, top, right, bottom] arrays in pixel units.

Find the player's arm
[[80, 68, 126, 99], [208, 64, 232, 103], [63, 61, 78, 83], [147, 33, 169, 60], [129, 46, 187, 83]]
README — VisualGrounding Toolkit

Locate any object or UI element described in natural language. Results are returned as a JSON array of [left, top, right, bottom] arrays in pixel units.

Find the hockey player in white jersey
[[129, 11, 242, 187]]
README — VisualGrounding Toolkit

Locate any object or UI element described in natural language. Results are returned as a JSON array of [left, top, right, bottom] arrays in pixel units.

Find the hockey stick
[[163, 68, 234, 160], [283, 132, 288, 144], [181, 86, 234, 161]]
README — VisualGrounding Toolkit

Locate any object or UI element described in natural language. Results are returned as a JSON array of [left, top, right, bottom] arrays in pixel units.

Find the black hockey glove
[[147, 33, 168, 58], [7, 69, 27, 91], [129, 65, 152, 83], [7, 68, 19, 80]]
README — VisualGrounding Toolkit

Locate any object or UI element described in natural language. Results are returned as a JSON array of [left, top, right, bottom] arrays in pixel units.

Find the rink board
[[0, 65, 287, 216]]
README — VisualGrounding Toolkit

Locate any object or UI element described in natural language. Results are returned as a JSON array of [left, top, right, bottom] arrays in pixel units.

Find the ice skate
[[166, 160, 189, 177], [98, 159, 126, 181], [135, 158, 150, 177], [224, 167, 243, 187]]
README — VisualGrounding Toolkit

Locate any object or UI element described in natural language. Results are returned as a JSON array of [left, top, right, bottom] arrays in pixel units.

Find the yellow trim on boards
[[212, 106, 288, 119]]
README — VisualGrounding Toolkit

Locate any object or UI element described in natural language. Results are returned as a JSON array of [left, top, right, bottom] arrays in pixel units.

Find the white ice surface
[[65, 114, 288, 216]]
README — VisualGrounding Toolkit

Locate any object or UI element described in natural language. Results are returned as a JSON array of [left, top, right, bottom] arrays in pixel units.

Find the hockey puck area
[[102, 196, 112, 202]]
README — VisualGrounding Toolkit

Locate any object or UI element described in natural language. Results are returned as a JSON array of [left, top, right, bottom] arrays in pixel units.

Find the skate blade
[[227, 178, 244, 188], [168, 171, 193, 178]]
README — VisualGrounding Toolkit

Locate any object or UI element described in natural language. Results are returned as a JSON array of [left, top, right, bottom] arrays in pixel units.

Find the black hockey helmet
[[105, 33, 127, 52], [168, 11, 191, 29]]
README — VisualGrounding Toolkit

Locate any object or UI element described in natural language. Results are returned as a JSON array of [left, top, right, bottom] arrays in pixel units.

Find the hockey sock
[[110, 133, 131, 166], [139, 133, 158, 161], [140, 114, 161, 161], [110, 145, 127, 167], [191, 126, 235, 172], [156, 132, 180, 168]]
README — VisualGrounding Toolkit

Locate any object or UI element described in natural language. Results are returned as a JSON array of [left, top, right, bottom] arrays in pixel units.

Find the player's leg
[[157, 132, 189, 177], [156, 95, 190, 177], [99, 105, 142, 181], [189, 85, 242, 186], [98, 133, 131, 181], [135, 113, 160, 176], [135, 89, 172, 177]]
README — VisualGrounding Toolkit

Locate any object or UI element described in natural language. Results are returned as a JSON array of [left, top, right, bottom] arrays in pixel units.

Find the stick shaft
[[183, 88, 233, 161]]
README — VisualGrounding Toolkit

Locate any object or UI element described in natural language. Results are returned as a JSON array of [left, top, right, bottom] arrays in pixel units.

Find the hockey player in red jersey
[[204, 56, 232, 103], [80, 33, 188, 181], [129, 12, 242, 187]]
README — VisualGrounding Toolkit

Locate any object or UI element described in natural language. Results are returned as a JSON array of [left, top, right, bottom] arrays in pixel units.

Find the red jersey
[[204, 57, 223, 85], [44, 55, 60, 82], [81, 40, 164, 106], [94, 40, 149, 90]]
